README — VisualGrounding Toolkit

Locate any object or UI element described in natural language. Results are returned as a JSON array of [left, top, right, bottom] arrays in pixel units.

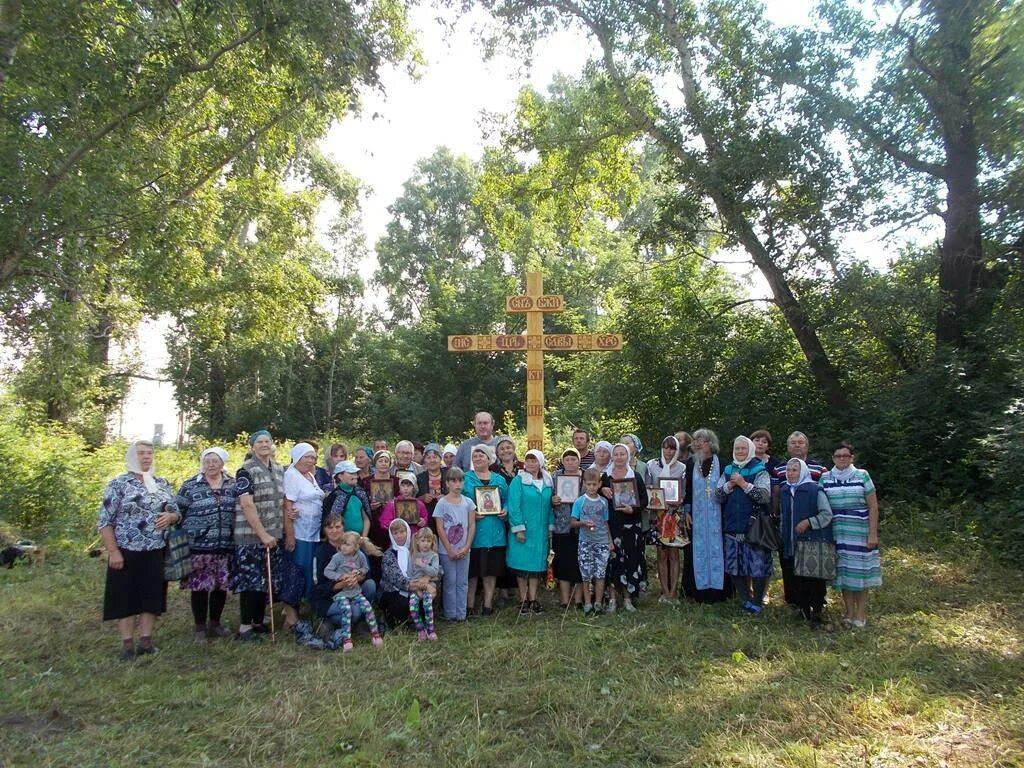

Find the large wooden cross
[[447, 271, 623, 451]]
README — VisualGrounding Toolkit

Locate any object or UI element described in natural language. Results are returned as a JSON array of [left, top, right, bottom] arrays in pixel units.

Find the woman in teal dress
[[506, 449, 554, 615]]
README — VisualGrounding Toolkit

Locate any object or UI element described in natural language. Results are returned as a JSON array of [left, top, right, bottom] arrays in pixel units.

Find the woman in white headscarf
[[780, 458, 834, 628], [283, 442, 326, 601], [601, 443, 649, 612], [506, 449, 554, 614], [97, 440, 179, 661], [591, 440, 614, 475], [716, 435, 772, 614], [175, 447, 237, 642], [645, 436, 689, 603], [377, 518, 432, 627]]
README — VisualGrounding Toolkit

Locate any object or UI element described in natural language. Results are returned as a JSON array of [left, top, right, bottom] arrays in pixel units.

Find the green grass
[[1, 532, 1022, 767]]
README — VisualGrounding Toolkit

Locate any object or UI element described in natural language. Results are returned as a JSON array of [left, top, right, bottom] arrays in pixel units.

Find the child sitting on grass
[[571, 468, 614, 616], [408, 527, 443, 641], [324, 532, 383, 651]]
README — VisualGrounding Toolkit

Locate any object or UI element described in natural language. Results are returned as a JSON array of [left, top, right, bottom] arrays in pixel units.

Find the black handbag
[[746, 508, 782, 551]]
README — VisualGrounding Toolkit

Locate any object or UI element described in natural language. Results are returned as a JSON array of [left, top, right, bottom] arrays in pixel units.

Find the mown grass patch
[[1, 534, 1022, 767]]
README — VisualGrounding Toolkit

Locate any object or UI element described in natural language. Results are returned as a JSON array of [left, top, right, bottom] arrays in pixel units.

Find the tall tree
[[777, 0, 1024, 351], [0, 0, 416, 436], [475, 0, 854, 412]]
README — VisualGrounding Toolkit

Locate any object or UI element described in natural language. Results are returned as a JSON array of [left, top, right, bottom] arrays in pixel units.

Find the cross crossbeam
[[447, 271, 623, 451]]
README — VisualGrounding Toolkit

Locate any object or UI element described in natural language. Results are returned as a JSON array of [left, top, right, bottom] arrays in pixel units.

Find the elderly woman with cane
[[232, 430, 322, 648]]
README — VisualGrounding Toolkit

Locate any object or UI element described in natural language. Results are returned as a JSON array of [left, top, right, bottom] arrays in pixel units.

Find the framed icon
[[475, 486, 501, 515], [612, 479, 639, 509], [647, 486, 666, 511], [395, 498, 419, 524], [556, 475, 582, 504], [657, 511, 689, 548], [659, 477, 683, 505], [371, 479, 394, 505]]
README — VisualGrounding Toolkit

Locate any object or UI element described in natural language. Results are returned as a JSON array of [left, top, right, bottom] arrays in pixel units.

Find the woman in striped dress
[[819, 441, 880, 628]]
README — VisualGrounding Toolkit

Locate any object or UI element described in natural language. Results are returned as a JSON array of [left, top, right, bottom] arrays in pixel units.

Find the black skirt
[[551, 531, 581, 582], [469, 546, 507, 579], [103, 548, 167, 620]]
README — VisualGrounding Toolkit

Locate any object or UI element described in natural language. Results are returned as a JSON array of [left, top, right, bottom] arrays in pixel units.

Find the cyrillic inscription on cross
[[447, 272, 623, 451]]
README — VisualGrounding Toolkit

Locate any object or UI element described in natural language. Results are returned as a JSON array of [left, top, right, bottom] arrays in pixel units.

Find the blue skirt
[[724, 536, 773, 578], [291, 539, 318, 600]]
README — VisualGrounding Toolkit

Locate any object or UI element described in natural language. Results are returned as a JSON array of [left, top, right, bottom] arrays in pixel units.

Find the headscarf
[[785, 458, 812, 497], [200, 446, 228, 468], [388, 518, 412, 577], [372, 449, 393, 465], [248, 429, 271, 447], [607, 443, 635, 479], [423, 443, 442, 459], [593, 440, 614, 464], [624, 433, 643, 455], [442, 443, 457, 459], [198, 447, 229, 480], [495, 436, 516, 454], [290, 442, 316, 465], [396, 471, 418, 488], [722, 436, 765, 479], [472, 443, 496, 465], [658, 436, 680, 475], [561, 447, 581, 460], [518, 449, 553, 490], [125, 441, 158, 492], [731, 436, 756, 469]]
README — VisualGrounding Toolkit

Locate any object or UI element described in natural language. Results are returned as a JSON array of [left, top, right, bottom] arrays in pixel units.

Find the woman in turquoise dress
[[506, 449, 553, 615]]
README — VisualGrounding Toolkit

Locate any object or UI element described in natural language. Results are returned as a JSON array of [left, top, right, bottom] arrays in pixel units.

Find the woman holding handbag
[[716, 436, 772, 614], [97, 441, 179, 661], [779, 458, 834, 629]]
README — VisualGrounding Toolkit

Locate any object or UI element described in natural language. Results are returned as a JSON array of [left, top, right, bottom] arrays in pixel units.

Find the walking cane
[[265, 546, 276, 641]]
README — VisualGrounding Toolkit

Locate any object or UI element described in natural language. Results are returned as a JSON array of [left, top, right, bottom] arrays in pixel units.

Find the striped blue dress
[[819, 467, 881, 590]]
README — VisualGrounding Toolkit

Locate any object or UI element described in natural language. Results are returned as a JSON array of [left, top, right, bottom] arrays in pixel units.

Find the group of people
[[97, 411, 881, 660]]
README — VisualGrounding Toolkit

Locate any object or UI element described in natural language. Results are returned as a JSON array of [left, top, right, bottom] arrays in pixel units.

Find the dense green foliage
[[1, 0, 1023, 559]]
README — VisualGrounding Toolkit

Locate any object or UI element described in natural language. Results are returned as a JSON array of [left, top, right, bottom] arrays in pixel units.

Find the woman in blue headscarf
[[716, 435, 772, 613]]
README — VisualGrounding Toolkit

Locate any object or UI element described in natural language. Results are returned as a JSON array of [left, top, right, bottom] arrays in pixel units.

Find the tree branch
[[713, 297, 776, 318], [1, 23, 271, 287]]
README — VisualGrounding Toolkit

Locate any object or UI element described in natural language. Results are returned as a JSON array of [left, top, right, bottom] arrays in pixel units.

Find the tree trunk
[[933, 0, 985, 350], [209, 348, 227, 438], [722, 202, 850, 412], [656, 2, 849, 412]]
